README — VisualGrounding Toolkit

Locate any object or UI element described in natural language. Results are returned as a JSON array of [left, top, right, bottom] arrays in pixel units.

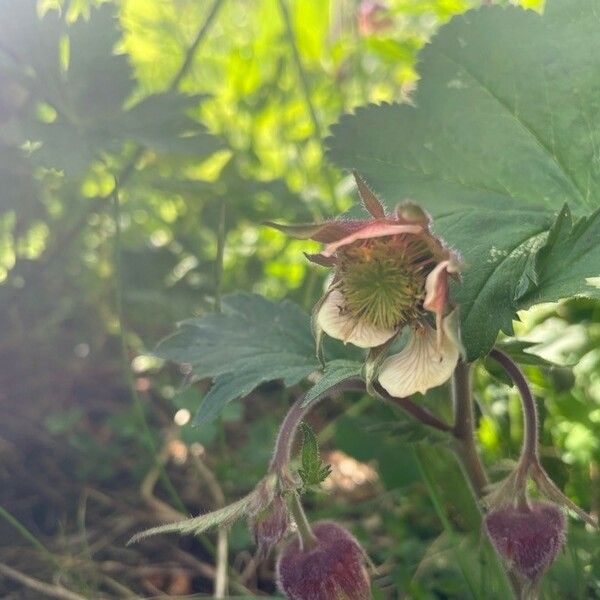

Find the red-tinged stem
[[269, 379, 365, 475], [489, 349, 597, 527], [488, 349, 539, 467], [373, 382, 453, 433], [451, 360, 489, 499]]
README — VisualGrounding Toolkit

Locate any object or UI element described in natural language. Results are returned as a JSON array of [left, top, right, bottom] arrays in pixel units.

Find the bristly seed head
[[338, 237, 430, 331]]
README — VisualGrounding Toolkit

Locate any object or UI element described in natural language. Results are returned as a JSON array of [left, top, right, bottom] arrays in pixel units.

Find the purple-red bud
[[250, 495, 291, 553], [277, 521, 370, 600], [484, 502, 566, 582]]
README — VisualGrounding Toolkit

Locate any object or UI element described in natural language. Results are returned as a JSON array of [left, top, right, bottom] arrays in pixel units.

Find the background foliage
[[0, 0, 598, 598]]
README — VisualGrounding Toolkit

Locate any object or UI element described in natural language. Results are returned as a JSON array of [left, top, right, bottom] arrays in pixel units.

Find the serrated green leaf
[[128, 491, 257, 545], [518, 206, 600, 304], [154, 293, 319, 425], [302, 359, 363, 408], [298, 422, 331, 488], [327, 0, 600, 360]]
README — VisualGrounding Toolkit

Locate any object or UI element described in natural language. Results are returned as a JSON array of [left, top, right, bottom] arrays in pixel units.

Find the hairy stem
[[289, 492, 317, 550], [489, 349, 539, 466], [269, 379, 365, 474], [451, 360, 489, 498]]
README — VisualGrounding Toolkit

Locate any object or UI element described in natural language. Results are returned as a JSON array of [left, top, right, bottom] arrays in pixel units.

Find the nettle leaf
[[298, 422, 331, 488], [302, 359, 363, 408], [327, 0, 600, 360], [154, 293, 318, 425]]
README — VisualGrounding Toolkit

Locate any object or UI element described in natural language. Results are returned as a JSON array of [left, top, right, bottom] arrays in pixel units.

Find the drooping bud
[[250, 494, 291, 554], [484, 502, 566, 583], [277, 521, 370, 600]]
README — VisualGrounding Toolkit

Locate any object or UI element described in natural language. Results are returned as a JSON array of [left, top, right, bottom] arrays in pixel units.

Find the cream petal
[[320, 222, 422, 257], [316, 288, 397, 348], [377, 321, 459, 397]]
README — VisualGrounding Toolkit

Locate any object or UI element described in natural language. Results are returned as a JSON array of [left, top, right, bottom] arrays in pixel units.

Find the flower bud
[[277, 521, 370, 600], [250, 494, 291, 553], [484, 502, 566, 583]]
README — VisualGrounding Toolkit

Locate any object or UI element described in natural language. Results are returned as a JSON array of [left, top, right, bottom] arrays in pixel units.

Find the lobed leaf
[[154, 293, 319, 425]]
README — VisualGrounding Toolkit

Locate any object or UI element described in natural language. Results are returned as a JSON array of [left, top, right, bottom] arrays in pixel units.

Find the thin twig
[[168, 0, 226, 91], [0, 563, 86, 600], [191, 456, 228, 597], [372, 382, 453, 433], [277, 0, 340, 212], [214, 200, 227, 313]]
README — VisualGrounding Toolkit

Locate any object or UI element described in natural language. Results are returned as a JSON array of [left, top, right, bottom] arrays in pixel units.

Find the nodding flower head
[[267, 171, 463, 398], [277, 521, 370, 600], [484, 501, 566, 584]]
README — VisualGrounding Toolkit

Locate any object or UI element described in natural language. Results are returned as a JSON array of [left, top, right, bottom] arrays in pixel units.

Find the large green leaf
[[154, 293, 318, 424], [327, 0, 600, 360]]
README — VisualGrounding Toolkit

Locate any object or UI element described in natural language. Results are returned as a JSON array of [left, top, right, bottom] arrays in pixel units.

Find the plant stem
[[488, 349, 539, 465], [269, 378, 364, 474], [373, 382, 453, 433], [289, 492, 317, 550], [169, 0, 225, 90], [113, 184, 187, 515], [0, 505, 54, 564], [451, 360, 489, 499], [277, 0, 341, 213], [214, 200, 227, 313]]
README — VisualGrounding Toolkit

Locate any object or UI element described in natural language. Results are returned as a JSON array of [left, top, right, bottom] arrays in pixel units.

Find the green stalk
[[414, 448, 479, 600], [289, 492, 317, 551], [112, 184, 186, 515], [0, 505, 54, 563], [277, 0, 341, 213]]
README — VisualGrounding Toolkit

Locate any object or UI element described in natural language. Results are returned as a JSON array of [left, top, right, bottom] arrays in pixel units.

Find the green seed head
[[338, 237, 429, 331]]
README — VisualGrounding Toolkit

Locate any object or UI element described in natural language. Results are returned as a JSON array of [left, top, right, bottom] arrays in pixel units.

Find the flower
[[277, 521, 370, 600], [267, 171, 462, 398]]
